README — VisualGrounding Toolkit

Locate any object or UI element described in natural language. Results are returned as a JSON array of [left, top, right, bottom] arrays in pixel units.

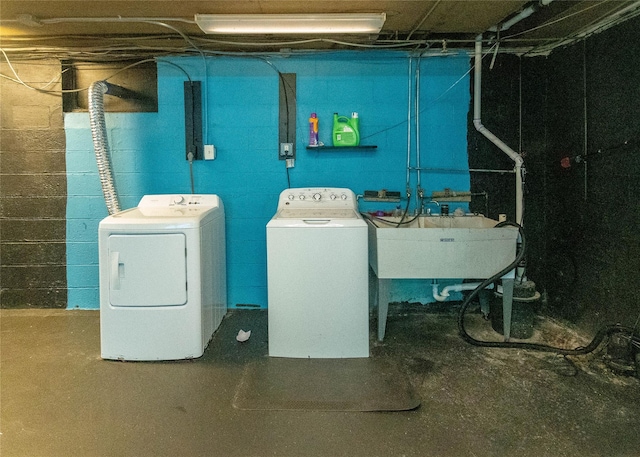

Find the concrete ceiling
[[1, 1, 639, 58]]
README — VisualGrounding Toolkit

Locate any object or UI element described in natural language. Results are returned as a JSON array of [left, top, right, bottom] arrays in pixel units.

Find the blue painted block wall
[[65, 51, 471, 309]]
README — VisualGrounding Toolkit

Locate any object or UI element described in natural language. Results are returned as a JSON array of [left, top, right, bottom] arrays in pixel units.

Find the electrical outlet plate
[[279, 142, 294, 160], [204, 144, 215, 160]]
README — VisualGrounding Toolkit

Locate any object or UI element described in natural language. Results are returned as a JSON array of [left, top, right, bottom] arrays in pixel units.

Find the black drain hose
[[458, 221, 635, 355]]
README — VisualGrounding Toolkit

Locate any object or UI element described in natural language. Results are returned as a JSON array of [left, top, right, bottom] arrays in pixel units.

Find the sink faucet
[[425, 200, 440, 215]]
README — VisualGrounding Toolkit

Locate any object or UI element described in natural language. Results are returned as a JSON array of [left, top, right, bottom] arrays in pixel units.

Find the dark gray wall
[[545, 17, 640, 331], [0, 60, 67, 308], [470, 16, 640, 333]]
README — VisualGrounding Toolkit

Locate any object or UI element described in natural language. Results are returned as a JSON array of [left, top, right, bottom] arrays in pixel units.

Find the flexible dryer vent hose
[[89, 80, 121, 215]]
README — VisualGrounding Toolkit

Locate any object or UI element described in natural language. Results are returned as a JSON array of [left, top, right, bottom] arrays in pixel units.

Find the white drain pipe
[[473, 35, 524, 225], [432, 281, 495, 302], [489, 0, 555, 32]]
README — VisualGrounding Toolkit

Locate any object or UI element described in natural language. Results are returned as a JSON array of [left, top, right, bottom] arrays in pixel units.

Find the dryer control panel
[[138, 194, 221, 208]]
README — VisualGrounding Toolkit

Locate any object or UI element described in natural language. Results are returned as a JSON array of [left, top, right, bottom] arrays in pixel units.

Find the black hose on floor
[[457, 221, 636, 356]]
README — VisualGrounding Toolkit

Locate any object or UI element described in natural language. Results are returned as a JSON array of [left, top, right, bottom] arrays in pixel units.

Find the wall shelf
[[306, 145, 377, 150]]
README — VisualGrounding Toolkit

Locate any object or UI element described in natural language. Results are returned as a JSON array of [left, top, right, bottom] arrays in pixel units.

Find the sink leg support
[[479, 290, 491, 318], [502, 278, 514, 341], [376, 278, 391, 341]]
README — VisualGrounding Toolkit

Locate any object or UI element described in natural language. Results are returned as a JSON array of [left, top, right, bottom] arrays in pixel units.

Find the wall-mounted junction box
[[278, 73, 296, 160], [184, 81, 203, 160], [279, 143, 294, 160], [204, 145, 216, 160]]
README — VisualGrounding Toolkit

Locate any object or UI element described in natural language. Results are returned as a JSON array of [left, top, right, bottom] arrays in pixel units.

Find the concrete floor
[[1, 306, 639, 457]]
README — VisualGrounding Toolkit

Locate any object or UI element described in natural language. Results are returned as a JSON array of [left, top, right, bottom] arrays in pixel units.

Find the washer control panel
[[278, 188, 356, 211]]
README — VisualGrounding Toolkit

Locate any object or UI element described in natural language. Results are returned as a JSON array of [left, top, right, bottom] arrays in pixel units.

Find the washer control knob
[[330, 194, 337, 200], [341, 194, 348, 200], [172, 195, 185, 205], [298, 194, 305, 200], [313, 193, 322, 201], [288, 194, 295, 201]]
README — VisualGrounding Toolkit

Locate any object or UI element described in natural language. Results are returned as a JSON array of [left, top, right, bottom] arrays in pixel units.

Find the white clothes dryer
[[99, 194, 226, 361], [267, 188, 369, 358]]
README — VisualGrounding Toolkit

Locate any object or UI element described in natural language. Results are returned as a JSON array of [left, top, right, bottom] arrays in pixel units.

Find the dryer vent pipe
[[89, 80, 121, 215]]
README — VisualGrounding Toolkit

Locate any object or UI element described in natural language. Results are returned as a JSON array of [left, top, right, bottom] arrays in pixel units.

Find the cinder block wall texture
[[0, 60, 67, 308]]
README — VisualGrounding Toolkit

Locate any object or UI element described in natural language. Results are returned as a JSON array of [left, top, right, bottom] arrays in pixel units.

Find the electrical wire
[[186, 77, 198, 192], [0, 69, 63, 90], [34, 16, 196, 25], [2, 8, 590, 58], [517, 1, 640, 55], [0, 55, 193, 100], [2, 48, 197, 194], [3, 34, 476, 148], [188, 156, 195, 194], [31, 18, 211, 144], [156, 59, 192, 82], [0, 14, 420, 50], [361, 44, 495, 143], [503, 1, 618, 41], [136, 20, 210, 145], [199, 37, 423, 50], [261, 58, 296, 188], [0, 53, 161, 93], [0, 48, 69, 92]]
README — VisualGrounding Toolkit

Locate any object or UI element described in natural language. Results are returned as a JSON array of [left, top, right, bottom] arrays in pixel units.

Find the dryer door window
[[108, 234, 187, 307]]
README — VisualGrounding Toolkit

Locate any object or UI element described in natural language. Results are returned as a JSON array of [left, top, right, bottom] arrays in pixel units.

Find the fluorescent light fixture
[[194, 13, 386, 34]]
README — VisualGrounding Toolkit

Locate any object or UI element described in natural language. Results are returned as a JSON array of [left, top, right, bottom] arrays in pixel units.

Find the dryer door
[[108, 233, 187, 307]]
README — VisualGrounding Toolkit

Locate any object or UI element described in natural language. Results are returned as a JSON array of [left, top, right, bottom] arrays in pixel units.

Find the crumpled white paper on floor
[[236, 329, 251, 342]]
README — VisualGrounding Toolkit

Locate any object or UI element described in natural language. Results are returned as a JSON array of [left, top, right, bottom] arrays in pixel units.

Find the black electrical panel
[[184, 81, 203, 161]]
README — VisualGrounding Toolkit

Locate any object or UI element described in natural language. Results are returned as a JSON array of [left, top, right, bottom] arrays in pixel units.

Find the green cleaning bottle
[[332, 112, 360, 147]]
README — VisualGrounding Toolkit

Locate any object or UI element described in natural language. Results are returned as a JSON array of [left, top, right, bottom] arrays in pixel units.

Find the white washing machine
[[99, 194, 226, 361], [267, 187, 369, 358]]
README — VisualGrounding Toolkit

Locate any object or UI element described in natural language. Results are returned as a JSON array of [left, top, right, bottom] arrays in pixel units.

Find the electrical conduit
[[405, 57, 413, 197]]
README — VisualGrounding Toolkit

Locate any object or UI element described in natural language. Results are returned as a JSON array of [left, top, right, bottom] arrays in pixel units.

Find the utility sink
[[366, 215, 518, 279], [418, 215, 499, 229], [366, 214, 520, 341]]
